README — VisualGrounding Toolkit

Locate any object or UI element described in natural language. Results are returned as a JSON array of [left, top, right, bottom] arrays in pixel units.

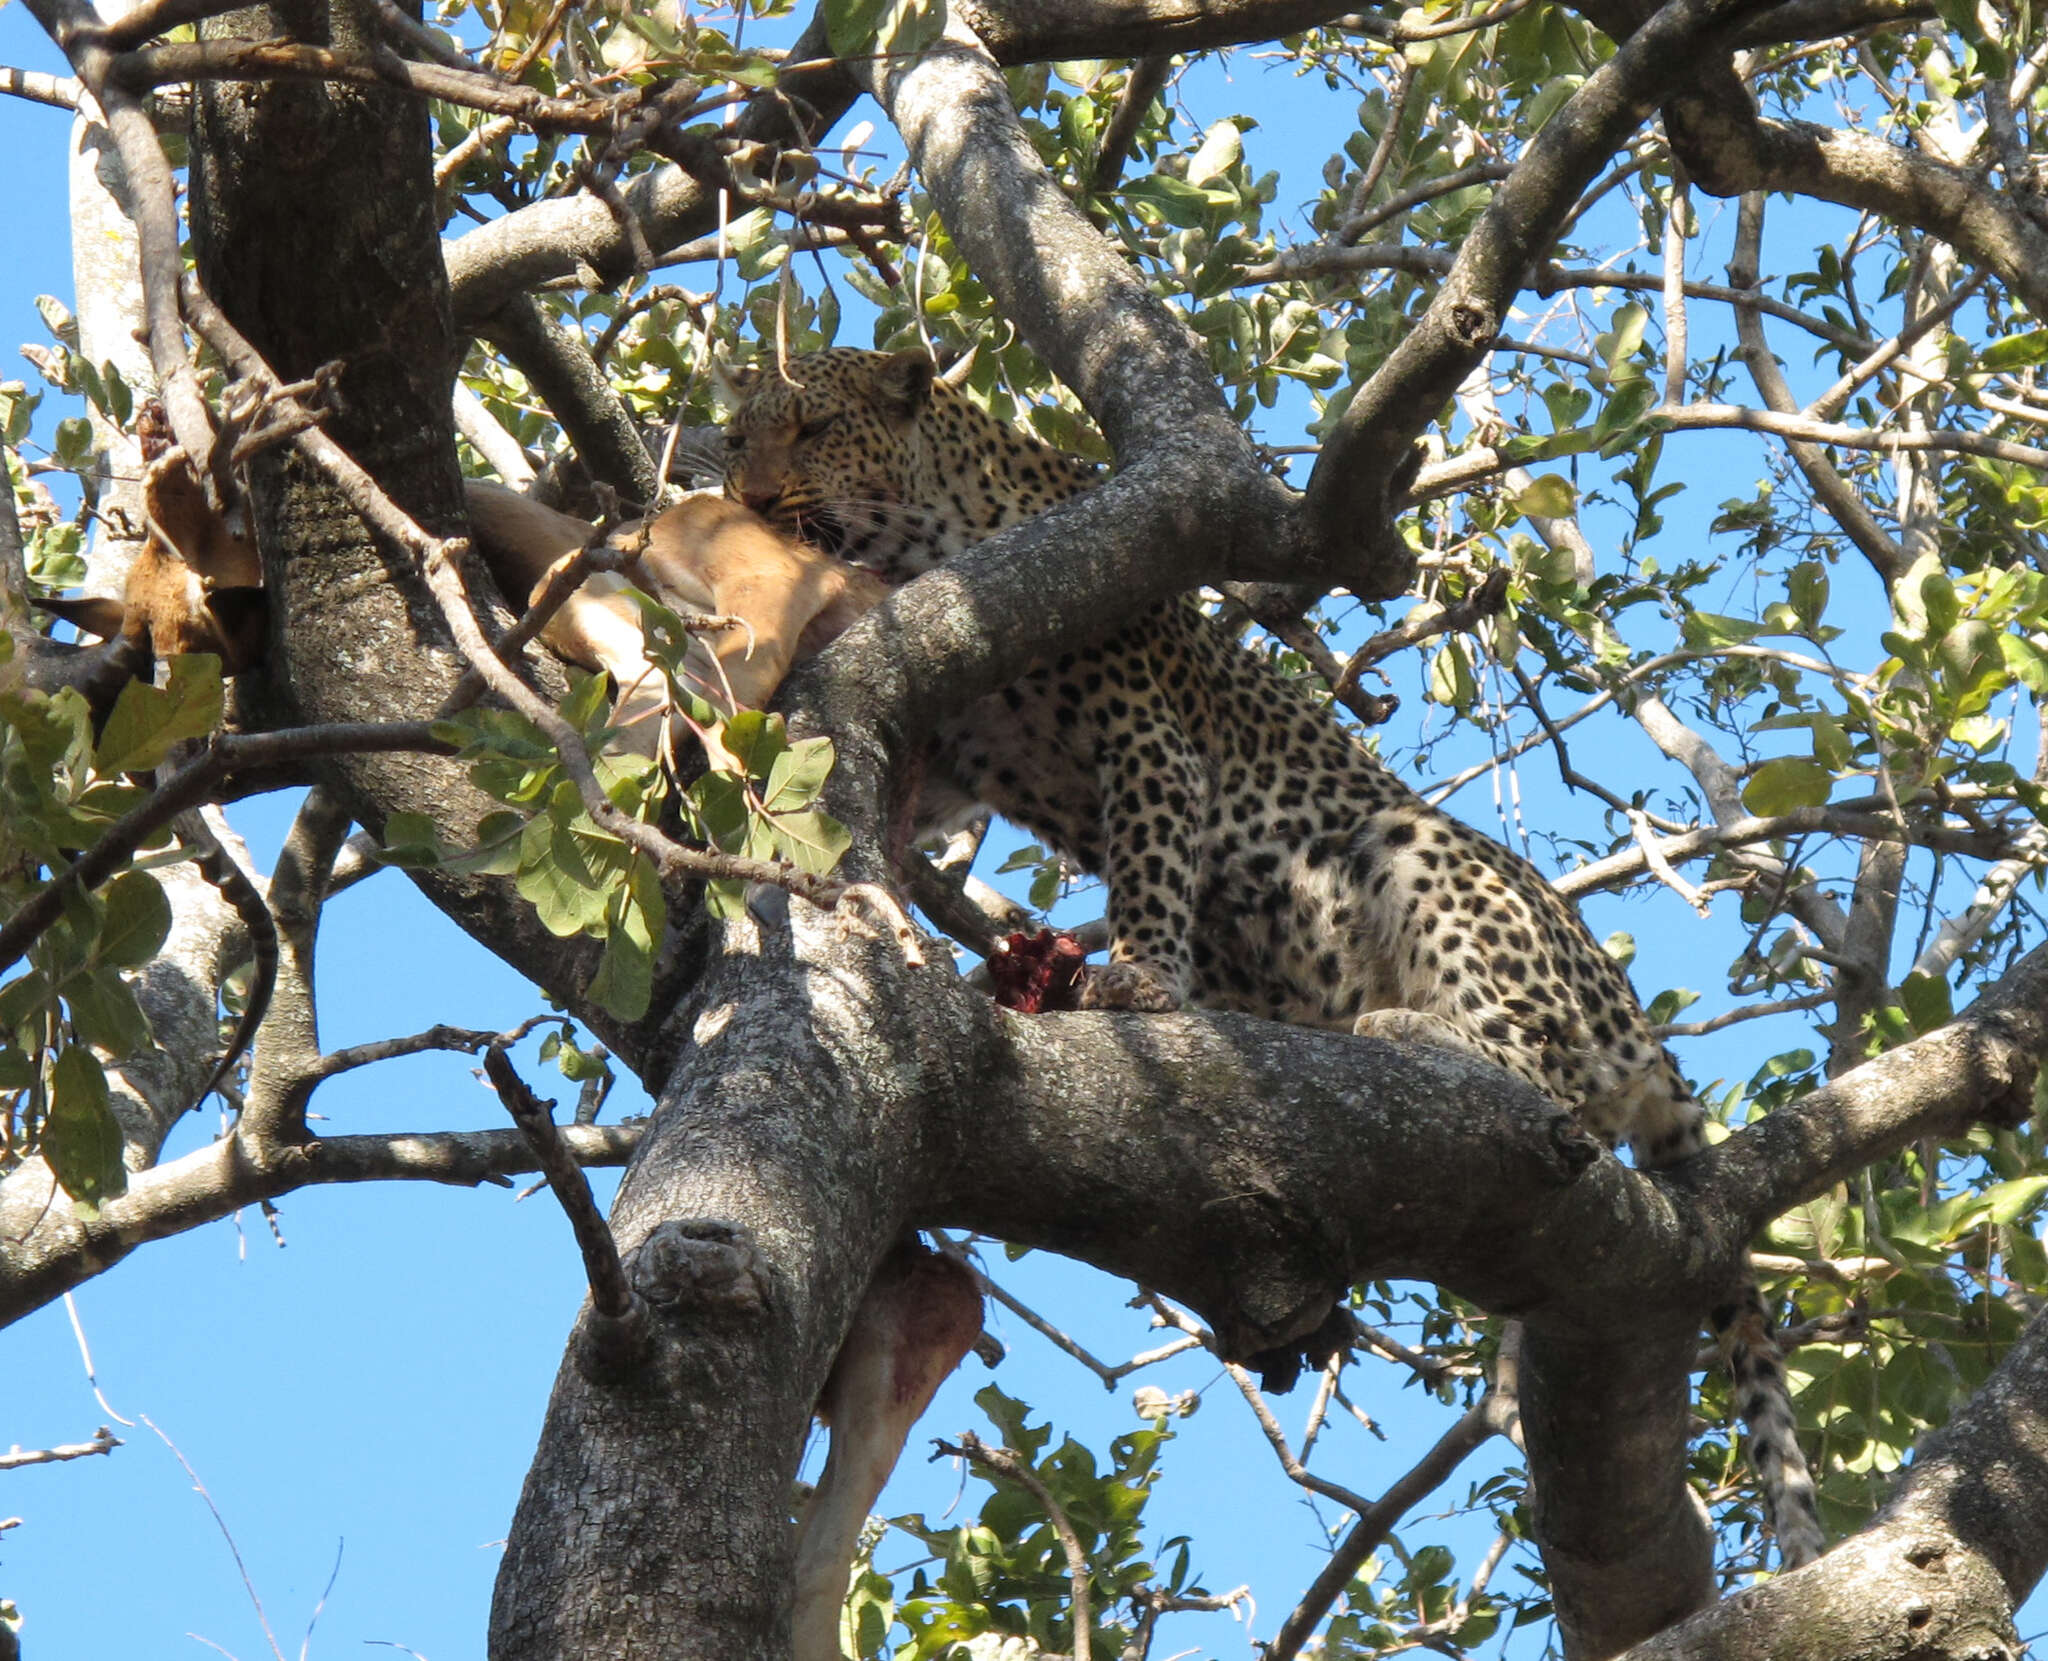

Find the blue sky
[[2, 7, 2041, 1658]]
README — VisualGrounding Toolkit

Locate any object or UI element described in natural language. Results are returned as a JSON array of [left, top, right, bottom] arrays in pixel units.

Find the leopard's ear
[[712, 358, 763, 408], [872, 349, 936, 419]]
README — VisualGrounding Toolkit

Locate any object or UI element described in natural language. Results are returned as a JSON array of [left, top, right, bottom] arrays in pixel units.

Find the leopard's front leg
[[1077, 723, 1206, 1014]]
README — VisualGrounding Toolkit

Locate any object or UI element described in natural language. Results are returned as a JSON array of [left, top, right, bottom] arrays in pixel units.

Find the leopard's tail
[[176, 809, 278, 1113], [1712, 1279, 1824, 1570]]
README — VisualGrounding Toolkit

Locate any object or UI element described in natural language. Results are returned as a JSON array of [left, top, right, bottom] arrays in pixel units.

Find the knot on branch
[[1965, 1012, 2040, 1130], [1448, 300, 1497, 348], [1243, 1303, 1353, 1395], [1548, 1114, 1606, 1180], [629, 1217, 773, 1315]]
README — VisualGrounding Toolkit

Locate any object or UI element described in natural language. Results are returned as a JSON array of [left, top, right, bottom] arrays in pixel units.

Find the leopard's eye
[[724, 430, 745, 450], [797, 413, 843, 442]]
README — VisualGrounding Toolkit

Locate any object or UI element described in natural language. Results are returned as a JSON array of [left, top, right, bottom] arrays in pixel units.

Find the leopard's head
[[717, 349, 945, 578]]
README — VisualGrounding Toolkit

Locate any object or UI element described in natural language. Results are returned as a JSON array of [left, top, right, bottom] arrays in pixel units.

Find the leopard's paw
[[1079, 962, 1182, 1014], [1353, 1007, 1489, 1060]]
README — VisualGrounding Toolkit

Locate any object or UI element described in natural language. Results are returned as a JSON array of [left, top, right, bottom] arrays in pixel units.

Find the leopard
[[719, 346, 1826, 1569]]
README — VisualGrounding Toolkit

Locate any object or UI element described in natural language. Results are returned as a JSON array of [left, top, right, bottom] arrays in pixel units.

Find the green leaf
[[94, 656, 225, 775], [703, 877, 748, 920], [93, 871, 171, 969], [724, 709, 789, 779], [53, 416, 94, 469], [553, 1038, 609, 1083], [824, 0, 890, 53], [1986, 1176, 2048, 1225], [64, 968, 152, 1059], [380, 811, 449, 869], [515, 794, 614, 938], [1682, 610, 1764, 649], [1742, 757, 1832, 816], [441, 811, 526, 878], [1980, 329, 2048, 371], [0, 970, 53, 1034], [44, 1044, 127, 1216], [876, 0, 947, 59], [1999, 633, 2048, 697], [688, 768, 752, 851], [1510, 474, 1577, 519], [762, 735, 837, 812], [587, 907, 654, 1021], [721, 209, 786, 280], [1184, 119, 1243, 186], [769, 809, 852, 876], [1787, 561, 1830, 630], [1596, 303, 1649, 375], [1897, 970, 1953, 1034], [35, 292, 77, 348]]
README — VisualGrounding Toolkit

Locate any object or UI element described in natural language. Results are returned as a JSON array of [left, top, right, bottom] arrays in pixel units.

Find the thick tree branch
[[1665, 65, 2048, 322], [489, 861, 2048, 1658], [440, 3, 1364, 331], [26, 0, 215, 461], [858, 19, 1250, 469], [1727, 190, 1906, 584], [1551, 801, 2017, 900], [1303, 0, 1778, 562], [0, 64, 81, 106], [475, 294, 663, 510], [0, 1121, 641, 1326], [955, 1, 1355, 59], [1697, 939, 2048, 1235]]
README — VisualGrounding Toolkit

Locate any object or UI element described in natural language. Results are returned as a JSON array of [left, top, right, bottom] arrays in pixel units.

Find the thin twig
[[1655, 989, 1834, 1038], [941, 1433, 1094, 1661], [1628, 808, 1712, 916], [930, 1233, 1125, 1386], [1334, 567, 1511, 703], [436, 113, 517, 188], [1143, 1297, 1377, 1513], [1090, 53, 1171, 195], [0, 1427, 121, 1470], [1334, 60, 1411, 235], [1121, 1584, 1252, 1661], [483, 1044, 647, 1369], [306, 1021, 555, 1084], [1262, 1384, 1516, 1661], [1336, 159, 1514, 244], [144, 1414, 287, 1661]]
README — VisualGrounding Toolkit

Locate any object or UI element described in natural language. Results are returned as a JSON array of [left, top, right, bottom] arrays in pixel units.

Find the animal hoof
[[1079, 963, 1181, 1013]]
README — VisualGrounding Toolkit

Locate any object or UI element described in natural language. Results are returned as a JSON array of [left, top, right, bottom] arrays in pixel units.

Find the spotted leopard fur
[[721, 347, 1825, 1568]]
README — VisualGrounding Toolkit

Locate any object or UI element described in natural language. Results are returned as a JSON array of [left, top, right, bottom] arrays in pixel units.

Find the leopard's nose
[[739, 486, 782, 516]]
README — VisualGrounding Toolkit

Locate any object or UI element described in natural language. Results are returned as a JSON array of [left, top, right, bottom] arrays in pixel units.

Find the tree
[[4, 0, 2048, 1657]]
